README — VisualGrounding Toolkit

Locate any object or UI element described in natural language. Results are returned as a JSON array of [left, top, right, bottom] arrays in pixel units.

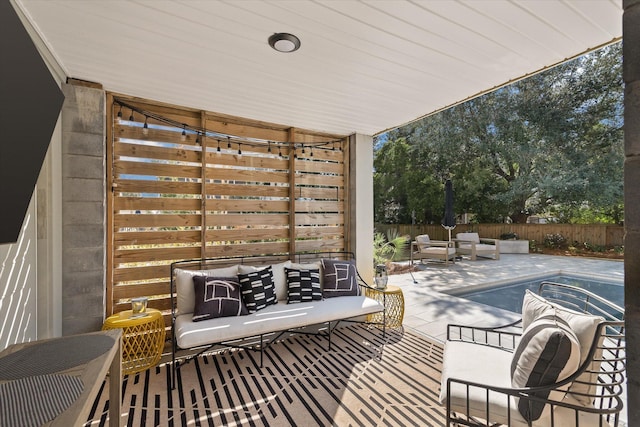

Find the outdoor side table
[[365, 285, 405, 328], [102, 308, 165, 375]]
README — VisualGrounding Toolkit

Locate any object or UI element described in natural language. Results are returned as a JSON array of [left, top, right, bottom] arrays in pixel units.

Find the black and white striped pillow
[[238, 266, 276, 313], [510, 314, 581, 422], [285, 268, 322, 304]]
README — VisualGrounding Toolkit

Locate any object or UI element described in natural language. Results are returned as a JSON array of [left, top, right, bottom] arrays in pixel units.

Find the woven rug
[[86, 324, 446, 426]]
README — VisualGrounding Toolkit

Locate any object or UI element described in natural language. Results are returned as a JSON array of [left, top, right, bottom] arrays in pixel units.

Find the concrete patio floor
[[389, 253, 624, 342]]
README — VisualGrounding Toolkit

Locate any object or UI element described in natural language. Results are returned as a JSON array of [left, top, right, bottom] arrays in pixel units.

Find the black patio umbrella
[[442, 179, 456, 241]]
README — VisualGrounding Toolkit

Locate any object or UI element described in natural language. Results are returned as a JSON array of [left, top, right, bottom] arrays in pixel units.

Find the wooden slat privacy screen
[[107, 95, 349, 316]]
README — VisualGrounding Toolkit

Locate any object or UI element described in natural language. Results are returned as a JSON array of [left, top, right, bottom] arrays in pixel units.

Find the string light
[[114, 100, 345, 158], [237, 143, 242, 157]]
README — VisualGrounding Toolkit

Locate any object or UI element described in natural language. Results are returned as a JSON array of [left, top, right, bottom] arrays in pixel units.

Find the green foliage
[[373, 230, 410, 265], [374, 43, 623, 225], [543, 233, 567, 249]]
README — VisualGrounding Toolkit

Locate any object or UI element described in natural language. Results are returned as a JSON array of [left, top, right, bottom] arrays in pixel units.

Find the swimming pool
[[452, 274, 624, 314]]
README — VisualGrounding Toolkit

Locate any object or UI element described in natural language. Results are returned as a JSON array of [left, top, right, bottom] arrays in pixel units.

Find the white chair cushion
[[440, 341, 546, 426], [416, 234, 431, 245], [421, 247, 456, 256], [456, 232, 480, 243]]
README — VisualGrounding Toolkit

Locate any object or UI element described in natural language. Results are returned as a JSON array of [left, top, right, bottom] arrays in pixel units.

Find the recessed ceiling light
[[268, 33, 301, 53]]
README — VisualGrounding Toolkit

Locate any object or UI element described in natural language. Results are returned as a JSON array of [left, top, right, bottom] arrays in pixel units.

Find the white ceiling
[[15, 0, 622, 136]]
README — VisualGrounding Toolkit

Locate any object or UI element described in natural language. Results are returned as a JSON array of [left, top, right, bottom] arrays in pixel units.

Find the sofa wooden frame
[[169, 251, 386, 389]]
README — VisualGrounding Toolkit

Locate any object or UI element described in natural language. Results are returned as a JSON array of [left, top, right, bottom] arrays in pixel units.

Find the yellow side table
[[102, 308, 165, 375], [366, 285, 405, 328]]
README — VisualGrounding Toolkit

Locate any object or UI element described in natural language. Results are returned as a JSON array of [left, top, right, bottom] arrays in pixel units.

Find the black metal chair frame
[[444, 281, 625, 427]]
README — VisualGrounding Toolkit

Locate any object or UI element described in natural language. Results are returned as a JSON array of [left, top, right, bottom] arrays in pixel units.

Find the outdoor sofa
[[410, 234, 456, 265], [170, 251, 385, 387], [439, 281, 625, 427]]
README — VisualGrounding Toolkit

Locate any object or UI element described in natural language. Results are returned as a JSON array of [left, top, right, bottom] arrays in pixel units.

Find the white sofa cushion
[[174, 296, 383, 349]]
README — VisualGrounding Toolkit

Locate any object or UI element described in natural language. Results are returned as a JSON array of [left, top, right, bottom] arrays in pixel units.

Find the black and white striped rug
[[86, 324, 445, 426]]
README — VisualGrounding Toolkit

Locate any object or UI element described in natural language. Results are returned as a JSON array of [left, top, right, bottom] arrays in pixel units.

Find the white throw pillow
[[511, 314, 581, 422], [521, 290, 604, 404]]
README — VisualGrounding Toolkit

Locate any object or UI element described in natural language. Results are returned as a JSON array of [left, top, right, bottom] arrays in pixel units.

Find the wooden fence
[[108, 94, 349, 319], [375, 223, 624, 248]]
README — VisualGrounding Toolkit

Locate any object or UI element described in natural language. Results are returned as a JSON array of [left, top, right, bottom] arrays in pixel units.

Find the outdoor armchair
[[410, 234, 456, 266], [439, 282, 625, 427], [454, 232, 500, 260]]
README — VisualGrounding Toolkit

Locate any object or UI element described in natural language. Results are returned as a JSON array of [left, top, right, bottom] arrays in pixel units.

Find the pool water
[[455, 275, 624, 314]]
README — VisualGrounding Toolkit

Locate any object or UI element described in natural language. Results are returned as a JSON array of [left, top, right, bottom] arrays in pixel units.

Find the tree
[[374, 42, 623, 224]]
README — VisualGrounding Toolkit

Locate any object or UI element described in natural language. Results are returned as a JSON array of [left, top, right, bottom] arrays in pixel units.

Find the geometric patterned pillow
[[510, 314, 581, 422], [192, 277, 248, 322], [238, 266, 277, 313], [320, 259, 359, 298], [285, 268, 322, 304]]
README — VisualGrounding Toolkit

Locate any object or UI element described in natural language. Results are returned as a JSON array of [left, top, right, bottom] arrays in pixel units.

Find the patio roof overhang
[[13, 0, 622, 136]]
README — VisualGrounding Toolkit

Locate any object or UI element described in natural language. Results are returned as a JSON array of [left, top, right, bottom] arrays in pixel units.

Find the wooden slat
[[206, 167, 289, 184], [114, 214, 201, 228], [114, 160, 202, 179], [206, 213, 289, 227], [294, 159, 343, 174], [294, 200, 343, 213], [115, 197, 201, 211], [115, 139, 201, 163], [204, 198, 289, 213], [295, 213, 344, 226], [295, 174, 343, 187], [204, 182, 289, 198], [115, 125, 200, 147], [114, 230, 201, 246], [204, 151, 289, 170], [296, 226, 344, 239], [113, 264, 172, 283], [203, 241, 290, 258], [115, 246, 201, 263], [204, 228, 289, 241], [295, 239, 345, 252], [297, 186, 343, 200], [115, 179, 201, 196], [112, 281, 170, 299]]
